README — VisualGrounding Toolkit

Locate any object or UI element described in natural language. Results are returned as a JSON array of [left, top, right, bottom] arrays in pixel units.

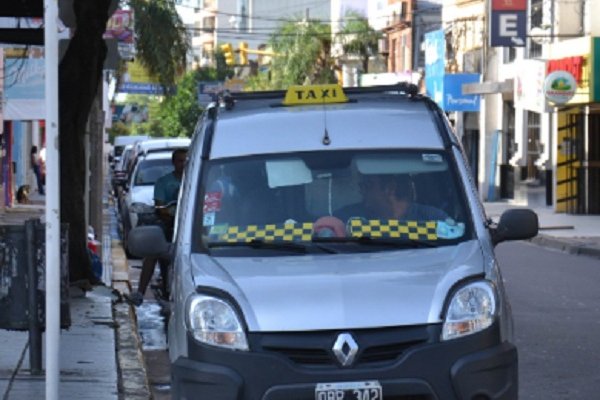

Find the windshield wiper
[[208, 239, 341, 254], [312, 236, 439, 248], [208, 239, 308, 253]]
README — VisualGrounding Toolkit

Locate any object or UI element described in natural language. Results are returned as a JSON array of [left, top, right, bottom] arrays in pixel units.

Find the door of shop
[[556, 112, 584, 213], [556, 111, 600, 214]]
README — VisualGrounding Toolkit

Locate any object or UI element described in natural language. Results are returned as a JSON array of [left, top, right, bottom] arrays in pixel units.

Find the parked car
[[121, 149, 186, 252], [111, 143, 134, 198], [128, 83, 538, 400], [124, 137, 192, 179], [109, 134, 149, 169]]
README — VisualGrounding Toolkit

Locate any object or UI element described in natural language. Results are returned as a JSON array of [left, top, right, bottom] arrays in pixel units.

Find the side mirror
[[127, 225, 171, 258], [490, 208, 539, 245]]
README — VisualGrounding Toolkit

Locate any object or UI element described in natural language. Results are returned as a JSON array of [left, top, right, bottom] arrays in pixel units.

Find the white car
[[121, 151, 179, 248]]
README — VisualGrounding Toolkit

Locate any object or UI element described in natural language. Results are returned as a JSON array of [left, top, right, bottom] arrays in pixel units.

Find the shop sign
[[546, 56, 584, 83], [543, 71, 577, 105], [593, 37, 600, 102], [514, 59, 550, 113], [443, 74, 481, 112]]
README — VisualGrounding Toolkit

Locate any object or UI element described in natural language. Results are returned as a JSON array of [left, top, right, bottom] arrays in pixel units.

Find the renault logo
[[332, 333, 358, 367]]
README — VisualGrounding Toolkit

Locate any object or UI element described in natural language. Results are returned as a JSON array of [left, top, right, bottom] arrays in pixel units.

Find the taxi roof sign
[[283, 84, 348, 106]]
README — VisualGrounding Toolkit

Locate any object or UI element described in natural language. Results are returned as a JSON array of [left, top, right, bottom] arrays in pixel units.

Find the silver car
[[129, 83, 538, 400]]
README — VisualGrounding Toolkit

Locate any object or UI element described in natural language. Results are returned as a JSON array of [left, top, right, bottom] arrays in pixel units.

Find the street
[[133, 241, 600, 399], [497, 242, 600, 399]]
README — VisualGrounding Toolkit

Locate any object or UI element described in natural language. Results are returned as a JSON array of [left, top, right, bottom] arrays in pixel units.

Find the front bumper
[[171, 323, 517, 400]]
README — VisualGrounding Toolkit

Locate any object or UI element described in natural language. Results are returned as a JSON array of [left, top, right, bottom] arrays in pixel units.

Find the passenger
[[125, 148, 187, 307], [336, 174, 447, 223]]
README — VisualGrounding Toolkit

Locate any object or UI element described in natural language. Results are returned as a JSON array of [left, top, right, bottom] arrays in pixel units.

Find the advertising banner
[[514, 59, 550, 113], [104, 9, 135, 60], [424, 29, 445, 107]]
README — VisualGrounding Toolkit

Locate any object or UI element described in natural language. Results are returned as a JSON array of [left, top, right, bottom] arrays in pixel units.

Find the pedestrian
[[125, 148, 188, 306], [30, 145, 45, 195]]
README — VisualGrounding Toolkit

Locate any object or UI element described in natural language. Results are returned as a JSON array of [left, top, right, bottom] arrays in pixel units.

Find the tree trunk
[[59, 0, 111, 284]]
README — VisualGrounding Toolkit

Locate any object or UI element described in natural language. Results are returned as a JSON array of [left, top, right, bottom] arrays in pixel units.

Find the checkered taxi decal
[[211, 220, 439, 242], [348, 219, 438, 240]]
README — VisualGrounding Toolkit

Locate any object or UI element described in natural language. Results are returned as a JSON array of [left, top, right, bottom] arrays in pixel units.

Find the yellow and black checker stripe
[[349, 219, 438, 240], [219, 223, 314, 242]]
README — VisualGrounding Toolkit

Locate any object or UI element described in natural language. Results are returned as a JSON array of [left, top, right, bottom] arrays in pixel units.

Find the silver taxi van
[[129, 83, 538, 400]]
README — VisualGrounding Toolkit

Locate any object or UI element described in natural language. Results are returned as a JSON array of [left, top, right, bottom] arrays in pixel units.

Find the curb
[[530, 234, 600, 258], [111, 238, 152, 399]]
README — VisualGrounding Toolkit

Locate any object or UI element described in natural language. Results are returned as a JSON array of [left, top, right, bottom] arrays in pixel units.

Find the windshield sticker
[[203, 212, 216, 226], [203, 191, 223, 213], [422, 154, 443, 163], [348, 219, 438, 240], [209, 224, 229, 236], [436, 220, 465, 239]]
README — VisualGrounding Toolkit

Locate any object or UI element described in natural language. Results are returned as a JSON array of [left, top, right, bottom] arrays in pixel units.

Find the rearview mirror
[[490, 208, 539, 245]]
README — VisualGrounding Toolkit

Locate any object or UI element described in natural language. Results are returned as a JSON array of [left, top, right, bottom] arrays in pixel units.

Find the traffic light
[[239, 41, 248, 65], [220, 43, 234, 66]]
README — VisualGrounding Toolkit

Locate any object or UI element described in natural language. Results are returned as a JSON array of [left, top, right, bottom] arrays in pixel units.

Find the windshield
[[133, 158, 173, 186], [196, 150, 473, 254]]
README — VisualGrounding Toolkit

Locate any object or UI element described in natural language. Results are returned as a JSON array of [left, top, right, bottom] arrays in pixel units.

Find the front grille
[[265, 346, 331, 365], [257, 325, 436, 368], [359, 340, 427, 364]]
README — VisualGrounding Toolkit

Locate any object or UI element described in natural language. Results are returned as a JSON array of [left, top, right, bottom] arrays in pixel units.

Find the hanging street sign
[[490, 0, 527, 47]]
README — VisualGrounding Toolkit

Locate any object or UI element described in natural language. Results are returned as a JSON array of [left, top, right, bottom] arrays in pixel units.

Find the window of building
[[528, 0, 543, 58], [503, 47, 516, 63], [526, 111, 541, 180]]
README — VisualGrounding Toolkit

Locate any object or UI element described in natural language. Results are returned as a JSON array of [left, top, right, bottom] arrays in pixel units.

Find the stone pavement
[[0, 193, 598, 399]]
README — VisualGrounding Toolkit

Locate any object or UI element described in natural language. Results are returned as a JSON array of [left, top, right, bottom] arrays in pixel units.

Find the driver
[[335, 174, 447, 223]]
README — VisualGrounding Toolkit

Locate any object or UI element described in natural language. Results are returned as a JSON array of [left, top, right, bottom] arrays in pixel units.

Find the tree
[[154, 70, 203, 137], [337, 11, 382, 74], [130, 0, 189, 92], [266, 18, 336, 89], [60, 0, 188, 285]]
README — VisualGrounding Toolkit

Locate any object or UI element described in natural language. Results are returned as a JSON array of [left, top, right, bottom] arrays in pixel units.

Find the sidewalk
[[0, 197, 151, 399], [1, 194, 598, 399]]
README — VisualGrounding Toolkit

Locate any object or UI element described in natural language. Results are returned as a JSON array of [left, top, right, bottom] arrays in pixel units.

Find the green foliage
[[206, 50, 234, 81], [107, 121, 131, 143], [267, 19, 336, 89], [337, 11, 382, 73], [153, 69, 205, 137], [130, 0, 189, 92]]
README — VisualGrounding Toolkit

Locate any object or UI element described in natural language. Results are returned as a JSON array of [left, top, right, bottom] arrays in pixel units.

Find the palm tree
[[337, 11, 382, 74]]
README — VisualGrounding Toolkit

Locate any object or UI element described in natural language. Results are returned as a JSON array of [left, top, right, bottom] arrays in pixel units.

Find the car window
[[196, 150, 472, 252], [133, 158, 173, 186]]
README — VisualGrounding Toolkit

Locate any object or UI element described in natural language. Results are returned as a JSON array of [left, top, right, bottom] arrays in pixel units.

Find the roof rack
[[205, 82, 422, 111]]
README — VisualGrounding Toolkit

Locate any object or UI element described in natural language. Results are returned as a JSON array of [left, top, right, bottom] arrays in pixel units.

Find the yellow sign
[[283, 84, 348, 106]]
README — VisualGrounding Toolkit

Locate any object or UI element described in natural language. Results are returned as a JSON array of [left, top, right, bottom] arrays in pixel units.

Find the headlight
[[186, 294, 249, 351], [442, 281, 496, 341]]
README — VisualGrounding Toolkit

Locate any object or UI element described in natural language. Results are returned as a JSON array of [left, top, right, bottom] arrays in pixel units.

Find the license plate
[[315, 381, 382, 400]]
